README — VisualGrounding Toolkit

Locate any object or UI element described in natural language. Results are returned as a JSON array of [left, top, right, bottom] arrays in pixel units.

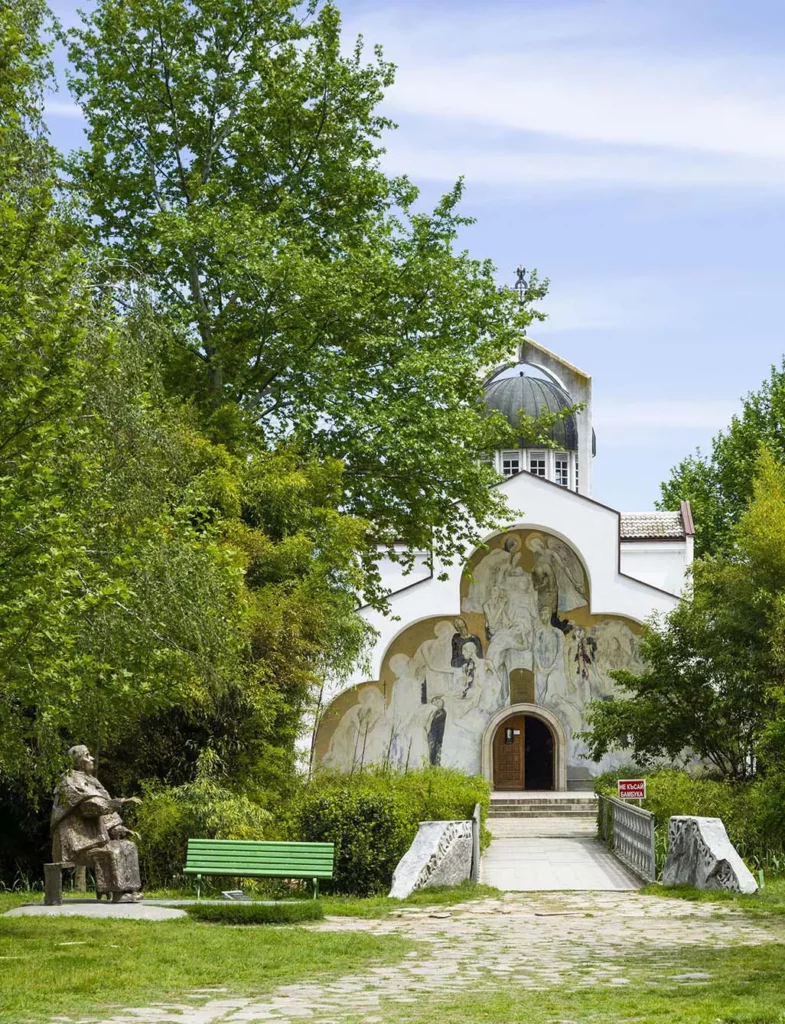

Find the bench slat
[[184, 852, 334, 861], [184, 851, 334, 860], [185, 864, 332, 873], [185, 862, 333, 870], [183, 868, 333, 878], [187, 841, 333, 850], [183, 839, 335, 893]]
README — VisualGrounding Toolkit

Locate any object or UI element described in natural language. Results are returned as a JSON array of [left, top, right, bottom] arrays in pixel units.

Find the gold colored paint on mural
[[313, 526, 644, 778]]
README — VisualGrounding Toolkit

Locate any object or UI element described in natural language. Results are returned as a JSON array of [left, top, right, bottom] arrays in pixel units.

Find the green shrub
[[185, 901, 323, 925], [130, 776, 273, 888], [594, 767, 785, 874], [290, 767, 490, 896]]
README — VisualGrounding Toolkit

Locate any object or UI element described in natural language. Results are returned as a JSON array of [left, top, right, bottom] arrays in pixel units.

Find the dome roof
[[484, 371, 591, 452]]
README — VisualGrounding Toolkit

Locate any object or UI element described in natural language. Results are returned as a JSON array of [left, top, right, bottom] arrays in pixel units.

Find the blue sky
[[43, 0, 785, 511]]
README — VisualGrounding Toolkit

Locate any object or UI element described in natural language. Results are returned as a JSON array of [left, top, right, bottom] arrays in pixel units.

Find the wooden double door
[[493, 714, 555, 791]]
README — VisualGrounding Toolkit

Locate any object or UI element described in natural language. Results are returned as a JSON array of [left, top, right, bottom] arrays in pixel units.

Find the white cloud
[[44, 100, 83, 119], [386, 53, 785, 163], [381, 141, 785, 190], [353, 2, 785, 190]]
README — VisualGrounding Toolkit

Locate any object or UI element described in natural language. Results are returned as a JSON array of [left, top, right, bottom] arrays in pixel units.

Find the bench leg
[[44, 864, 63, 907], [197, 874, 202, 901], [313, 878, 319, 900]]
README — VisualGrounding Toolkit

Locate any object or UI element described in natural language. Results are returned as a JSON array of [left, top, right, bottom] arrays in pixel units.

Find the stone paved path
[[61, 891, 784, 1024], [481, 816, 641, 891]]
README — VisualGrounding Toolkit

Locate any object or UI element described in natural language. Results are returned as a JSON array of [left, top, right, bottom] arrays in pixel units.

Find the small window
[[529, 453, 546, 478], [501, 451, 520, 477], [575, 459, 580, 492], [555, 455, 569, 487]]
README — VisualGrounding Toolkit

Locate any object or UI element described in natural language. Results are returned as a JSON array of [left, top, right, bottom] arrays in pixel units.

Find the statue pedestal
[[5, 902, 184, 920]]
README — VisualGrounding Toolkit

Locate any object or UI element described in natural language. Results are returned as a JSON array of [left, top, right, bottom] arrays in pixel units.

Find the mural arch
[[313, 527, 644, 786]]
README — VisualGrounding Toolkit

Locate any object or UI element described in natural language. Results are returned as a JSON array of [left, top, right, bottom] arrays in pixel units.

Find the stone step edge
[[490, 805, 597, 811], [488, 812, 598, 819], [490, 796, 598, 802]]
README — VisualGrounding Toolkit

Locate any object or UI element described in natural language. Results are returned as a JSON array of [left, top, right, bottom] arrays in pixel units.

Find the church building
[[312, 339, 694, 791]]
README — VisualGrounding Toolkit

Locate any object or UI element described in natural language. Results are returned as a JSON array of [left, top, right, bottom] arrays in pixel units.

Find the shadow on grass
[[320, 879, 501, 918]]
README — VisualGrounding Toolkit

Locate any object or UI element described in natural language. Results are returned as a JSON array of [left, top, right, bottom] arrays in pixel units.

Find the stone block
[[389, 819, 473, 899], [662, 816, 757, 894]]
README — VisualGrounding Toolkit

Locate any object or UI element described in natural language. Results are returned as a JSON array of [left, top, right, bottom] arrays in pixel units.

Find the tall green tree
[[0, 0, 372, 805], [65, 0, 547, 577], [658, 361, 785, 557], [586, 448, 785, 781]]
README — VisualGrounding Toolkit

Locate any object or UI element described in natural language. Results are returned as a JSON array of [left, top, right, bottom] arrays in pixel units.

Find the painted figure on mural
[[482, 584, 512, 641], [526, 535, 588, 615], [51, 745, 143, 902], [533, 606, 565, 703], [450, 618, 483, 668], [486, 604, 535, 700], [315, 528, 646, 780], [410, 620, 455, 702], [456, 641, 503, 704], [324, 687, 385, 770], [566, 625, 599, 703], [427, 698, 447, 766], [463, 534, 522, 612], [386, 654, 425, 766]]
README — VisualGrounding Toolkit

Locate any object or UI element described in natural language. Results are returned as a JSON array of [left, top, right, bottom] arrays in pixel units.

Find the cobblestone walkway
[[59, 891, 785, 1024]]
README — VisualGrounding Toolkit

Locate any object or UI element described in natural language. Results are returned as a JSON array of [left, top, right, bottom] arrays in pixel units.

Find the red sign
[[618, 779, 646, 800]]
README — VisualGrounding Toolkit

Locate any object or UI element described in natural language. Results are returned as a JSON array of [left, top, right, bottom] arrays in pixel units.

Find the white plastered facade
[[312, 342, 693, 790], [313, 471, 691, 790], [349, 471, 687, 689]]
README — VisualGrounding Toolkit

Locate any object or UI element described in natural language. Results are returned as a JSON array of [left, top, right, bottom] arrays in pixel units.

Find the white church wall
[[620, 540, 693, 598], [377, 547, 432, 595], [345, 472, 680, 693], [314, 472, 688, 790]]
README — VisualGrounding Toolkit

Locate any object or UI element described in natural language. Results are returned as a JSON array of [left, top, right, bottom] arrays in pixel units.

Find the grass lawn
[[0, 882, 495, 1023], [319, 879, 501, 917], [5, 881, 785, 1024], [0, 899, 411, 1024], [641, 876, 785, 916]]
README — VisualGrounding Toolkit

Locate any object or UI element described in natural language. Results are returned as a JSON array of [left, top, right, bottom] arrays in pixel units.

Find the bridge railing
[[597, 794, 656, 882]]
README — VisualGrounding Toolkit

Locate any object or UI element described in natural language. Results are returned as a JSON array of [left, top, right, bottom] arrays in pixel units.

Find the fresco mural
[[314, 529, 644, 780]]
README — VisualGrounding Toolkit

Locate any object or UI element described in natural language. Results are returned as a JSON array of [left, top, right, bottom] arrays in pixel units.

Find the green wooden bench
[[183, 839, 334, 899]]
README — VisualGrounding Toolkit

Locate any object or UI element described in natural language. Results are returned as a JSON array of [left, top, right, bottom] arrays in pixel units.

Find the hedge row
[[131, 766, 490, 895], [184, 901, 324, 925]]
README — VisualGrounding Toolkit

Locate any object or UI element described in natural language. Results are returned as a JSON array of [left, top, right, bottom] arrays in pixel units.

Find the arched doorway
[[482, 704, 567, 791], [492, 712, 555, 791]]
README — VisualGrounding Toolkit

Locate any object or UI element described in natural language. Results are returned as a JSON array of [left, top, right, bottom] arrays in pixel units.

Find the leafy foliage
[[659, 361, 785, 557], [64, 0, 548, 580], [0, 0, 373, 813], [585, 449, 785, 781], [595, 768, 768, 859], [131, 764, 274, 888], [290, 767, 489, 895]]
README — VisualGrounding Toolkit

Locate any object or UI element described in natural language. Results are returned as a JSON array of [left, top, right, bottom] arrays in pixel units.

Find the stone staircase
[[490, 792, 598, 818], [488, 791, 599, 839]]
